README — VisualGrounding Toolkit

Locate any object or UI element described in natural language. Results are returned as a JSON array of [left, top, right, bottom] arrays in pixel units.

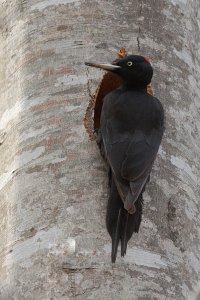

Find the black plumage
[[85, 55, 164, 262]]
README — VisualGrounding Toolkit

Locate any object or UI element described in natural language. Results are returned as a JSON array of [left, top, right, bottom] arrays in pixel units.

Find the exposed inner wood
[[93, 72, 123, 129]]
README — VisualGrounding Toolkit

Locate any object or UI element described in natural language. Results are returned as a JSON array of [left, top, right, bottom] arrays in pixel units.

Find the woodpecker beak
[[85, 62, 121, 71]]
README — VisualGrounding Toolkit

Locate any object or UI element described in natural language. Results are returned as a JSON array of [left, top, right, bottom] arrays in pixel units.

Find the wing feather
[[102, 128, 162, 213]]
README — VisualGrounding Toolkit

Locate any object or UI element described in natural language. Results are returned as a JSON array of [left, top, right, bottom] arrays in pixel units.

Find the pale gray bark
[[0, 0, 200, 299]]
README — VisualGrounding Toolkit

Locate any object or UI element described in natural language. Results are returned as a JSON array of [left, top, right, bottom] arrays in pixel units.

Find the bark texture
[[0, 0, 200, 299]]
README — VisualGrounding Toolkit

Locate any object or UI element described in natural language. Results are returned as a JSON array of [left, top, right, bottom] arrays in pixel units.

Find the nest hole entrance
[[93, 73, 123, 129], [84, 48, 127, 140]]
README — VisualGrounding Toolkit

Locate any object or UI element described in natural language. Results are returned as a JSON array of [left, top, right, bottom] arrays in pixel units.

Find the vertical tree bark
[[0, 0, 199, 299]]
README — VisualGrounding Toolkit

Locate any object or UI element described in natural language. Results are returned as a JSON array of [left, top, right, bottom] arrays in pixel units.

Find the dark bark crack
[[86, 68, 94, 100], [62, 264, 98, 273], [137, 28, 141, 51], [137, 1, 143, 52], [0, 132, 6, 145]]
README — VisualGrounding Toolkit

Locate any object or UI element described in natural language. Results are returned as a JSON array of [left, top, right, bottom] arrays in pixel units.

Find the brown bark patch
[[57, 25, 69, 31], [42, 66, 72, 78], [47, 118, 64, 126], [16, 49, 55, 69], [31, 99, 67, 112]]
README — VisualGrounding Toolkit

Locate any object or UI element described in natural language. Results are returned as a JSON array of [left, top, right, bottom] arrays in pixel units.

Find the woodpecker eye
[[127, 61, 133, 66]]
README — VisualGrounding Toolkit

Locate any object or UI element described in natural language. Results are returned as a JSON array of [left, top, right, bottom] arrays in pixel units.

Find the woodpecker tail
[[106, 175, 143, 263]]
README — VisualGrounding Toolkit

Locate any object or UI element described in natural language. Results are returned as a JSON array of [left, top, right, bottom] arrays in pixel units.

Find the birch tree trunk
[[0, 0, 200, 299]]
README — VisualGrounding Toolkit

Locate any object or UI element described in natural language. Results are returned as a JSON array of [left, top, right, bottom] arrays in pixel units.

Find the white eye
[[127, 61, 133, 66]]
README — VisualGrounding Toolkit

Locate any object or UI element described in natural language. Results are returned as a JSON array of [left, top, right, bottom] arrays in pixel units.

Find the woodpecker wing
[[100, 90, 164, 213], [121, 129, 162, 211]]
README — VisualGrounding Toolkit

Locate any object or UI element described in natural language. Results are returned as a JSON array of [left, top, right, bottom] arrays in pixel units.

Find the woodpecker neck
[[123, 83, 148, 93]]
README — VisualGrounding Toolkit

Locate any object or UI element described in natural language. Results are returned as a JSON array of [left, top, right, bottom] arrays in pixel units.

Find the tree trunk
[[0, 0, 200, 299]]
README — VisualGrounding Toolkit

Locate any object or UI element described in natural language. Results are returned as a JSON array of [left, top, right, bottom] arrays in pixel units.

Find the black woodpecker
[[85, 55, 164, 263]]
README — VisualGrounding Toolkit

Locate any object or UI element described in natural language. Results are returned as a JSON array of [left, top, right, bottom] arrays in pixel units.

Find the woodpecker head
[[85, 55, 153, 87]]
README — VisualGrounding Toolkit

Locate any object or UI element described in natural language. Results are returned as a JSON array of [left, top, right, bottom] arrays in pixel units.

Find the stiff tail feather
[[111, 207, 122, 263], [106, 174, 143, 263], [121, 210, 129, 257]]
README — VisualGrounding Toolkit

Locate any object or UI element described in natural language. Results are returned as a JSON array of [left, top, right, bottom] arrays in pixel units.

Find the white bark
[[0, 0, 200, 299]]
